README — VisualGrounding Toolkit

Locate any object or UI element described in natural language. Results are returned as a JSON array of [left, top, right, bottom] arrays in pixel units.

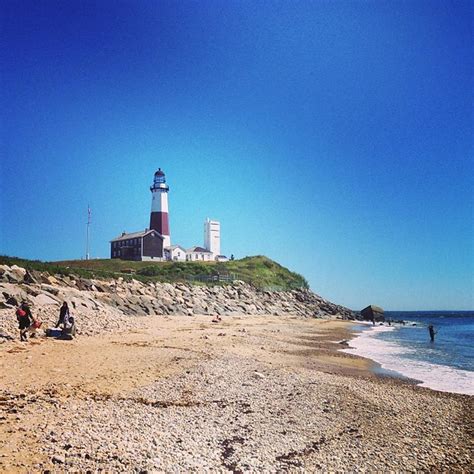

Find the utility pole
[[86, 205, 91, 260]]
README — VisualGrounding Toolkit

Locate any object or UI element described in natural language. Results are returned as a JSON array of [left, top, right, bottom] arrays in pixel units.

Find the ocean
[[342, 311, 474, 395]]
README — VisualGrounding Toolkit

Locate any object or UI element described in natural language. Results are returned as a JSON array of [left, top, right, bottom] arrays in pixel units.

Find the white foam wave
[[343, 325, 474, 395]]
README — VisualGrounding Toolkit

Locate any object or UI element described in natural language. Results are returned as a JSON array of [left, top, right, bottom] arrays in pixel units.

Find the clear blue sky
[[1, 0, 473, 310]]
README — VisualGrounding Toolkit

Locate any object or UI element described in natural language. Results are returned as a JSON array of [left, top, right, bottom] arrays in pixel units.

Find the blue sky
[[1, 0, 472, 310]]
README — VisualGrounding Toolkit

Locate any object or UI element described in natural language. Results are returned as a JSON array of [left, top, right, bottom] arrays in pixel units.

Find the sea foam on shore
[[343, 325, 474, 395]]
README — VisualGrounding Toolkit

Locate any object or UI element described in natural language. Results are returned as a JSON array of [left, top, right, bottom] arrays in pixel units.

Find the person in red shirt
[[16, 302, 33, 341]]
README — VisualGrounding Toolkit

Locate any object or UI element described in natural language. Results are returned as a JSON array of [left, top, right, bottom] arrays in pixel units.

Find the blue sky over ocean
[[1, 0, 472, 310]]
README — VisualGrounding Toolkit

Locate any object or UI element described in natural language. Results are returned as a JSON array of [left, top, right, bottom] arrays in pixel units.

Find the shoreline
[[343, 321, 474, 395], [1, 314, 472, 471]]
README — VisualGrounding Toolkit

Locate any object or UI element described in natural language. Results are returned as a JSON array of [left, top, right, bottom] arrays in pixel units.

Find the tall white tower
[[150, 168, 171, 248], [204, 218, 220, 257]]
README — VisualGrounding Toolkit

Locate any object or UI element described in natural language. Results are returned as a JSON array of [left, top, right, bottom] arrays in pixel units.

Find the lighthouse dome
[[151, 168, 169, 191]]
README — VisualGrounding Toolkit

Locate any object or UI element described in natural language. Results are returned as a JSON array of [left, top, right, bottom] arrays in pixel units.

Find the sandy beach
[[0, 314, 472, 472]]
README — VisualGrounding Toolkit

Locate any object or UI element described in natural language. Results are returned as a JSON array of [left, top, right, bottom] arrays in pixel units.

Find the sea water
[[342, 311, 474, 395]]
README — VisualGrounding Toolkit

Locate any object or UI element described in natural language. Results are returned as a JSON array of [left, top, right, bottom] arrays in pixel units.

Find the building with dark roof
[[186, 246, 213, 261], [110, 229, 164, 261]]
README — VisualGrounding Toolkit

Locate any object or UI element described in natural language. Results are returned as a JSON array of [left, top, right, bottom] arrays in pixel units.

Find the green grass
[[0, 255, 121, 281], [0, 255, 309, 290]]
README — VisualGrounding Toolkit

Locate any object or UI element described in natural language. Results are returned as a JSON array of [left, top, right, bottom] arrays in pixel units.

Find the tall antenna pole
[[86, 205, 91, 260]]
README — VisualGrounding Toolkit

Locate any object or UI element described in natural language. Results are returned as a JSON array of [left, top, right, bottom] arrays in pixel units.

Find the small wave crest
[[343, 325, 474, 395]]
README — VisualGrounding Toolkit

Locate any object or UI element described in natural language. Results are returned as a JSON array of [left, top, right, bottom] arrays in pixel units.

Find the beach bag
[[46, 328, 62, 337], [33, 320, 42, 329]]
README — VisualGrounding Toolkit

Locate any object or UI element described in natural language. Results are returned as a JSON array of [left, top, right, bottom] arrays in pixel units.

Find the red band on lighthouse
[[150, 212, 169, 235]]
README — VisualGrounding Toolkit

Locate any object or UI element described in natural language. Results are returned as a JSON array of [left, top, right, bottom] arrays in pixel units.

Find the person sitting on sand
[[61, 315, 77, 340], [55, 302, 70, 328], [212, 314, 222, 323], [16, 302, 33, 342]]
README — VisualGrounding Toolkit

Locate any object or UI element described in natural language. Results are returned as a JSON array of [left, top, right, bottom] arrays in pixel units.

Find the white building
[[186, 246, 213, 261], [204, 218, 221, 258], [164, 245, 187, 261]]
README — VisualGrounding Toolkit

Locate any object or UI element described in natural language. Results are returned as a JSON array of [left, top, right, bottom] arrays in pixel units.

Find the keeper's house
[[186, 246, 213, 262], [110, 229, 164, 261], [164, 245, 187, 261]]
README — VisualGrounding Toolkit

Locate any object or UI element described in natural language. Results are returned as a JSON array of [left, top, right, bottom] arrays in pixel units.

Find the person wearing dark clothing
[[16, 302, 33, 341], [428, 324, 437, 342], [55, 302, 70, 328]]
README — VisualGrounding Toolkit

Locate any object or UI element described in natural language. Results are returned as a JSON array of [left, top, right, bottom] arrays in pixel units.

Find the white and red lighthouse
[[150, 168, 171, 248]]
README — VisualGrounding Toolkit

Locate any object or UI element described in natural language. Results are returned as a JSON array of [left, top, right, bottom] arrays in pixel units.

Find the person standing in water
[[428, 324, 437, 342]]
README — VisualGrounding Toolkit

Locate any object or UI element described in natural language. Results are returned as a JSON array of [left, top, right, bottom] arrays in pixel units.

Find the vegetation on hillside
[[0, 255, 309, 290], [0, 255, 119, 281]]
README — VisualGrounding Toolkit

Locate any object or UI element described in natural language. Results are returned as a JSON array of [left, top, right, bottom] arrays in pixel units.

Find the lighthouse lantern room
[[150, 168, 171, 248]]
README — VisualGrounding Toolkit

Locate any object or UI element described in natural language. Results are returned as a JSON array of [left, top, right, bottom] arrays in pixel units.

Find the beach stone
[[40, 285, 60, 296], [4, 266, 27, 283], [45, 275, 60, 285], [23, 270, 43, 285], [52, 455, 65, 464]]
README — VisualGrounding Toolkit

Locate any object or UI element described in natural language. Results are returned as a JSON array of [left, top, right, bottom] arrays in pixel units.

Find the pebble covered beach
[[1, 314, 472, 472]]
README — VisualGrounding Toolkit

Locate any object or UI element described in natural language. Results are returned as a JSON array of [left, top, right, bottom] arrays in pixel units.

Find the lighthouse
[[150, 168, 171, 248]]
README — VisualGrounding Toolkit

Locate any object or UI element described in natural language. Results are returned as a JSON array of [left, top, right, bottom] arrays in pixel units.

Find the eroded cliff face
[[0, 264, 354, 340]]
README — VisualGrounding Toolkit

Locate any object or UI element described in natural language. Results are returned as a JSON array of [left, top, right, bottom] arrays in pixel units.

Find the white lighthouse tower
[[204, 218, 221, 258], [150, 168, 171, 248]]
